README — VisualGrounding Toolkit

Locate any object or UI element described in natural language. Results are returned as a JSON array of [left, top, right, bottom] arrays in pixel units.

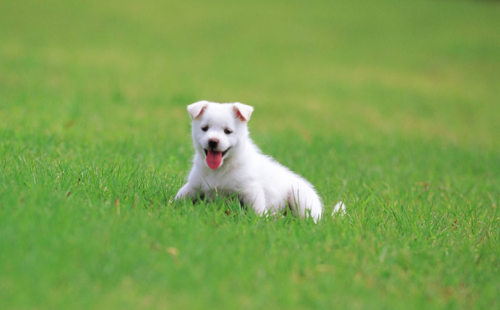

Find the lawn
[[0, 0, 499, 309]]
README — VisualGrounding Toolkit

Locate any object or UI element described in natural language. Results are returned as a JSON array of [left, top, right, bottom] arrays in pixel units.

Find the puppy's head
[[187, 101, 253, 170]]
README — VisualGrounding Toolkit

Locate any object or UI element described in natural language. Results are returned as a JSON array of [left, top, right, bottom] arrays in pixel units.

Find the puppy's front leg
[[175, 183, 197, 200], [240, 186, 268, 216]]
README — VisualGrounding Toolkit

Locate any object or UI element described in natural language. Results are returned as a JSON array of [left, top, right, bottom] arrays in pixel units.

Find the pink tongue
[[206, 150, 222, 169]]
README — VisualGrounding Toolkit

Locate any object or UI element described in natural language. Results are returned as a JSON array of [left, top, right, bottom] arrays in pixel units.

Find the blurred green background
[[2, 0, 499, 146], [1, 0, 499, 309]]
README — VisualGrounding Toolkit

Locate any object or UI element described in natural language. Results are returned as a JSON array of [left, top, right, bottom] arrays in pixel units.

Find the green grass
[[1, 0, 499, 309]]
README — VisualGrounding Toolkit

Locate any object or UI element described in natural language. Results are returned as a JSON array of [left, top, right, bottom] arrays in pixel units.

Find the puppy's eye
[[224, 128, 233, 135], [201, 126, 209, 132]]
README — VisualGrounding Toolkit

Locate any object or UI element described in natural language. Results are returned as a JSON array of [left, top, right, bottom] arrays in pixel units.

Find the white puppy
[[175, 100, 344, 222]]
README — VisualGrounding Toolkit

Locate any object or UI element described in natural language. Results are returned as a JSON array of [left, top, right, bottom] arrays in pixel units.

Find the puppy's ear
[[233, 102, 254, 122], [187, 101, 209, 119]]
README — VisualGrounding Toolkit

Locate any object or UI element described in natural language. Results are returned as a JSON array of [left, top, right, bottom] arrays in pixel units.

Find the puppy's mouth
[[203, 147, 231, 169]]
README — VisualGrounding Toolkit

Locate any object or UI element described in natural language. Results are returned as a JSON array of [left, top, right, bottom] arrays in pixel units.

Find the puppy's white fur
[[175, 101, 342, 222]]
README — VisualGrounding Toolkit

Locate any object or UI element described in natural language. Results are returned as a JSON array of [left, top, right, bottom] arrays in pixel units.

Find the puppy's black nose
[[208, 139, 219, 149]]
